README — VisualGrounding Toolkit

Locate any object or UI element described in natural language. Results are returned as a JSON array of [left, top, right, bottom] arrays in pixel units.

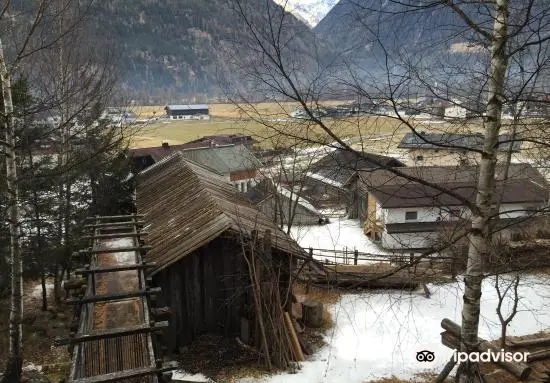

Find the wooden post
[[354, 249, 358, 265], [301, 300, 323, 328]]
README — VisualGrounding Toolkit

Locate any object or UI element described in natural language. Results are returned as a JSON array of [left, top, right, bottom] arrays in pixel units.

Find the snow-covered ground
[[290, 218, 389, 260], [240, 275, 550, 383]]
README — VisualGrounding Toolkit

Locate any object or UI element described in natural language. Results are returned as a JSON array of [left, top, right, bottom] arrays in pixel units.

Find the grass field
[[127, 102, 485, 151]]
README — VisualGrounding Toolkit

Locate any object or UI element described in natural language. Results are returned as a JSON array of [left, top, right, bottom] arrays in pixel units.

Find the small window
[[405, 211, 418, 221], [416, 155, 424, 161]]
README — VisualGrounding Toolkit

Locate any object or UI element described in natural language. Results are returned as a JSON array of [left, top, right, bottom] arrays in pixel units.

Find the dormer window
[[405, 211, 418, 221]]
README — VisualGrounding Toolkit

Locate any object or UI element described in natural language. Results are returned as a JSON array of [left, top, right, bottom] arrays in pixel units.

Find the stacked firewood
[[242, 230, 304, 370]]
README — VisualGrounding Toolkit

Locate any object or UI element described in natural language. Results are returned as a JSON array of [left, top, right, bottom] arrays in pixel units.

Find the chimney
[[162, 141, 169, 149]]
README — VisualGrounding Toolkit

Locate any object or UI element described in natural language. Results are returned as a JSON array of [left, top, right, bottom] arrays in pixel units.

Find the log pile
[[440, 318, 532, 381], [243, 230, 305, 370]]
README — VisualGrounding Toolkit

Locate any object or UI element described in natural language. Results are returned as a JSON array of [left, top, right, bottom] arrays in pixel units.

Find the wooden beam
[[66, 287, 161, 304], [85, 214, 145, 221], [82, 232, 148, 240], [54, 321, 168, 346], [79, 246, 152, 254], [69, 361, 178, 383], [526, 349, 550, 362], [74, 263, 156, 275], [83, 221, 145, 228], [509, 337, 550, 348]]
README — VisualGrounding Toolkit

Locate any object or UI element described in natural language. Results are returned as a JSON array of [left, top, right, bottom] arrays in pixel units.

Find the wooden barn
[[136, 153, 306, 354], [165, 104, 210, 120]]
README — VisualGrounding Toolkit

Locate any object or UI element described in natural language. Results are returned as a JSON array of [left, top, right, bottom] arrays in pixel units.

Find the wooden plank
[[69, 361, 178, 383], [82, 232, 148, 240], [85, 214, 145, 221], [83, 221, 145, 228], [79, 246, 152, 254], [54, 321, 169, 346], [66, 287, 161, 304], [74, 263, 155, 275]]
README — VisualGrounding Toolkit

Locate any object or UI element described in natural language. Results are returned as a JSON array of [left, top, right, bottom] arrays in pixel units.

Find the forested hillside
[[87, 0, 317, 102]]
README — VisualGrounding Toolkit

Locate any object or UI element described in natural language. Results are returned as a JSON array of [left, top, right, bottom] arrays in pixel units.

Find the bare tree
[[228, 0, 550, 381], [0, 37, 24, 383], [495, 272, 521, 349]]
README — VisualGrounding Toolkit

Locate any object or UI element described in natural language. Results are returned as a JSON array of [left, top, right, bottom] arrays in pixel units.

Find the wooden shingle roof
[[136, 153, 305, 275]]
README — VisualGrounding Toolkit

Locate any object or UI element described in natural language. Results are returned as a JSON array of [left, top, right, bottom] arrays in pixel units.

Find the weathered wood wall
[[153, 236, 248, 352]]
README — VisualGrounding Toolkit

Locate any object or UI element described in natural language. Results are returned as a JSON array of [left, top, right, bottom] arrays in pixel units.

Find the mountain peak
[[274, 0, 338, 27]]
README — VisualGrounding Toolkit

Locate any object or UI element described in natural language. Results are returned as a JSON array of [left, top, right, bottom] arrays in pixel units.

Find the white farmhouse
[[355, 164, 548, 253]]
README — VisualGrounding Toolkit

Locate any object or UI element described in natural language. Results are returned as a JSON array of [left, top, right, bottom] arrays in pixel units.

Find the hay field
[[127, 102, 474, 151], [128, 116, 415, 150], [128, 101, 351, 119]]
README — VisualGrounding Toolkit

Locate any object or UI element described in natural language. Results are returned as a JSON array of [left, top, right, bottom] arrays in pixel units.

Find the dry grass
[[126, 101, 475, 150], [364, 372, 452, 382], [293, 283, 342, 305], [0, 279, 72, 376]]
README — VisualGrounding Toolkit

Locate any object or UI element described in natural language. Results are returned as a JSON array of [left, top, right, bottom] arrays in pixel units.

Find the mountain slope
[[87, 0, 317, 102]]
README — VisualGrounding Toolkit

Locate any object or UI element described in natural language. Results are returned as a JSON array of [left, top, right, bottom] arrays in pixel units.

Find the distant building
[[355, 164, 548, 252], [128, 134, 255, 172], [165, 104, 210, 120], [444, 105, 468, 119], [131, 143, 262, 192], [245, 179, 327, 226], [303, 148, 404, 210], [398, 132, 523, 166], [176, 145, 262, 192]]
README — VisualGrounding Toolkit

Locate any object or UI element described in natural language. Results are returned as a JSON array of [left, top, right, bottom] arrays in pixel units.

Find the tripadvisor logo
[[453, 349, 530, 363]]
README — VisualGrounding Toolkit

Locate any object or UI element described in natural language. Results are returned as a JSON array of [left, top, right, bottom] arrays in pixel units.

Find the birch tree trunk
[[458, 1, 509, 382], [0, 38, 24, 383]]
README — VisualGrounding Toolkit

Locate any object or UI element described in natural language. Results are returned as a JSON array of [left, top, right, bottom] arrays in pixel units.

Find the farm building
[[128, 143, 262, 192], [165, 104, 210, 120], [303, 148, 404, 210], [397, 132, 523, 166], [136, 153, 305, 353], [355, 163, 548, 252], [176, 144, 262, 192], [245, 179, 327, 226]]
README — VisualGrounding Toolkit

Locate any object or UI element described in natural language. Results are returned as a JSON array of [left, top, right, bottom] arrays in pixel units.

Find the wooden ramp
[[58, 215, 177, 383]]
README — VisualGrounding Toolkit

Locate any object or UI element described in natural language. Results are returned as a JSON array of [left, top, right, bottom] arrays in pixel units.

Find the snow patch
[[22, 363, 42, 373], [239, 275, 550, 382], [290, 218, 389, 260], [172, 370, 215, 382], [31, 282, 54, 299]]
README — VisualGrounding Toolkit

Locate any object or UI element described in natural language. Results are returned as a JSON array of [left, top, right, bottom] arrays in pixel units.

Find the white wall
[[383, 203, 542, 225], [384, 206, 442, 224], [444, 106, 467, 118]]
